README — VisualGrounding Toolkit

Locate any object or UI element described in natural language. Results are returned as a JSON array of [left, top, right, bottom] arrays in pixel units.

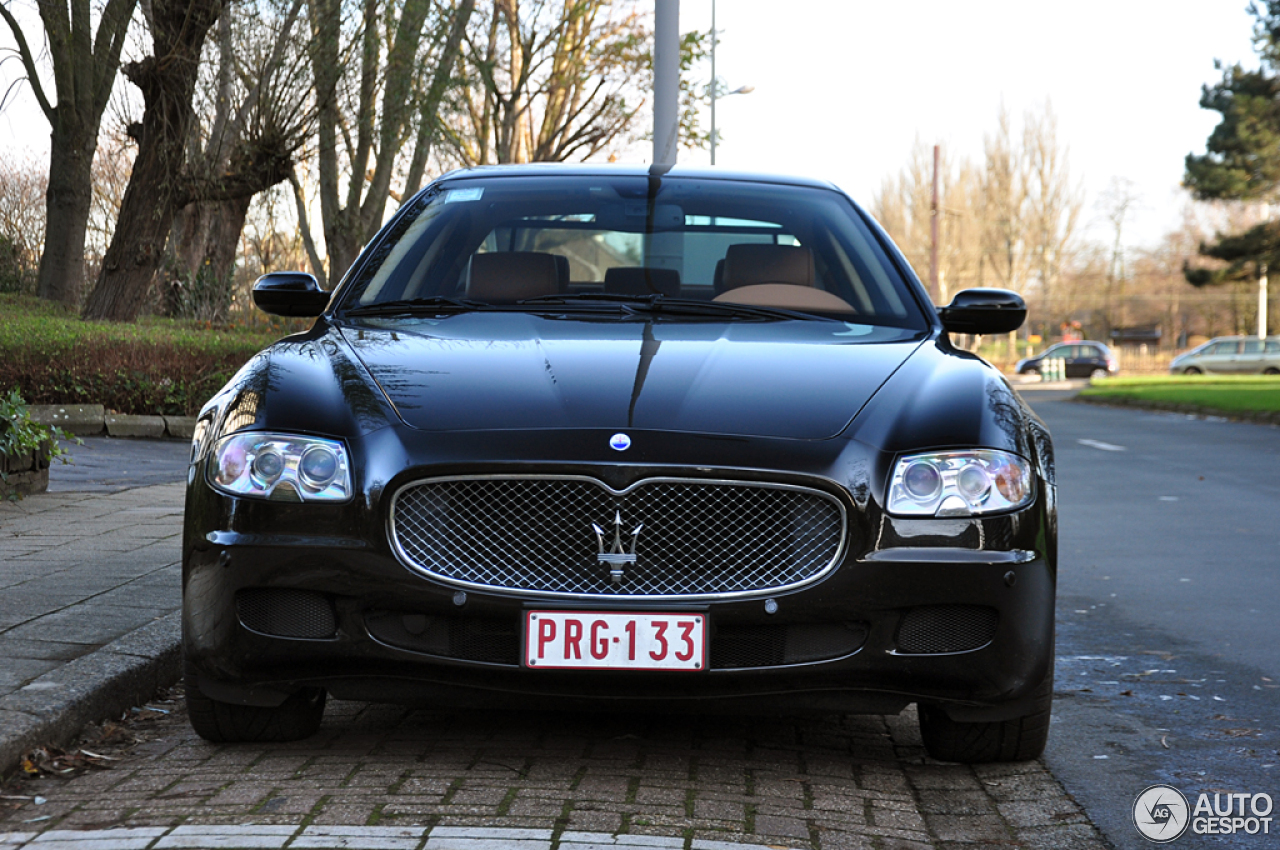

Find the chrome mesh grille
[[390, 476, 846, 598]]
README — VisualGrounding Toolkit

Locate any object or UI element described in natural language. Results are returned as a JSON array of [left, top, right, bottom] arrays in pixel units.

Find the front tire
[[918, 672, 1053, 763], [185, 659, 326, 743], [1183, 366, 1203, 375], [1090, 368, 1108, 379]]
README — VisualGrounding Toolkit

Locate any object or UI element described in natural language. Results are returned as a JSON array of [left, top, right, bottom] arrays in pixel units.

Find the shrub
[[0, 294, 298, 416], [0, 388, 75, 499]]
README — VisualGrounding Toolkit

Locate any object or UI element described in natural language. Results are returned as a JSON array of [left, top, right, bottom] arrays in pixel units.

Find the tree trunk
[[81, 0, 225, 322], [36, 123, 95, 305], [209, 197, 251, 283]]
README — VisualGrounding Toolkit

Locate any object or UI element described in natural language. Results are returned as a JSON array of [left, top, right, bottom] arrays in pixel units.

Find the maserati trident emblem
[[593, 511, 642, 585], [609, 433, 631, 451]]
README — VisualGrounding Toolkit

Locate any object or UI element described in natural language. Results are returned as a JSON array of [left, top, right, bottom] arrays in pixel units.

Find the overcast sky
[[670, 0, 1258, 249], [0, 1, 1260, 250]]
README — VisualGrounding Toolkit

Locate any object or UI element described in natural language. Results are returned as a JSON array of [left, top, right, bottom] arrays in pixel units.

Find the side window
[[1266, 341, 1280, 353], [1242, 340, 1264, 355]]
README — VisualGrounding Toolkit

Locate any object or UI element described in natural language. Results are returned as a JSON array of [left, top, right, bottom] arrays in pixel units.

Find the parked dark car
[[183, 164, 1057, 763], [1169, 335, 1280, 374], [1015, 341, 1117, 378]]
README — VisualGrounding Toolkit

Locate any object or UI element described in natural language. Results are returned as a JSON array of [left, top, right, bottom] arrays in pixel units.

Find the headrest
[[712, 259, 726, 293], [603, 267, 681, 297], [466, 252, 560, 302], [721, 244, 815, 290], [553, 254, 571, 291]]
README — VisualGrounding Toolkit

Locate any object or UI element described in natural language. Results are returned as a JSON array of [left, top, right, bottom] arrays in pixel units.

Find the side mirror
[[938, 288, 1026, 335], [252, 272, 330, 317]]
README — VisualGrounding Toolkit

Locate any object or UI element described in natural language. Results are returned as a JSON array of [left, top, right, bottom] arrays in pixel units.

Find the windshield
[[336, 173, 927, 328]]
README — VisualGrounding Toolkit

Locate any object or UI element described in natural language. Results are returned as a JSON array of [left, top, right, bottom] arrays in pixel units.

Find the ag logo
[[1133, 784, 1190, 843]]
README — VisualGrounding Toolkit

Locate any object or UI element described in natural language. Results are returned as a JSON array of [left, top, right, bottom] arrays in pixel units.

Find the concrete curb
[[1074, 394, 1280, 425], [0, 611, 181, 779], [28, 405, 196, 440]]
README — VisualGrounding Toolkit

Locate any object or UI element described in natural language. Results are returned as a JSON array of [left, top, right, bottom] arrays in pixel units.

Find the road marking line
[[1077, 439, 1126, 452]]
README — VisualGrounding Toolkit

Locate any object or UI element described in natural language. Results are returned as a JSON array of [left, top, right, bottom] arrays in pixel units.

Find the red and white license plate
[[524, 611, 706, 671]]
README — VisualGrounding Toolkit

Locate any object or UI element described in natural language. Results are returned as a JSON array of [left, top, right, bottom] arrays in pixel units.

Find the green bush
[[0, 388, 75, 498], [0, 294, 299, 416]]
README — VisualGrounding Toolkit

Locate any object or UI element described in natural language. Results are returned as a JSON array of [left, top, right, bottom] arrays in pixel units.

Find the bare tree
[[305, 0, 475, 285], [1097, 176, 1140, 336], [0, 150, 45, 292], [84, 125, 135, 279], [872, 141, 985, 304], [980, 107, 1032, 299], [0, 0, 139, 304], [1023, 105, 1082, 334], [169, 0, 314, 318], [441, 0, 649, 166], [81, 0, 227, 321]]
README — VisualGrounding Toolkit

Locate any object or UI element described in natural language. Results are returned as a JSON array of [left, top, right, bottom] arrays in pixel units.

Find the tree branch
[[0, 4, 53, 118]]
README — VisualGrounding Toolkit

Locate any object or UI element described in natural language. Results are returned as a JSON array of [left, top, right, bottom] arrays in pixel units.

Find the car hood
[[339, 314, 926, 439]]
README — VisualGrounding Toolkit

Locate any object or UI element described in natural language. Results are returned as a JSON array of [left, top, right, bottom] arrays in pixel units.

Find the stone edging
[[0, 611, 181, 780], [27, 404, 196, 440], [1074, 394, 1280, 426]]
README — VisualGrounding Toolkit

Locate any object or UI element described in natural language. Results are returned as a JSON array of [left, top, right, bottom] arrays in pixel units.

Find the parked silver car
[[1169, 336, 1280, 374]]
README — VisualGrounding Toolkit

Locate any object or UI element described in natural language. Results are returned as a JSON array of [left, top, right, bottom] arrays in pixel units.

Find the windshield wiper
[[630, 296, 835, 323], [518, 292, 656, 306], [521, 292, 837, 322], [343, 296, 488, 316]]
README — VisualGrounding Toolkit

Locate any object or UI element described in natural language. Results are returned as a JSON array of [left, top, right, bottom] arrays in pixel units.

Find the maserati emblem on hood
[[593, 511, 643, 585], [609, 433, 631, 451]]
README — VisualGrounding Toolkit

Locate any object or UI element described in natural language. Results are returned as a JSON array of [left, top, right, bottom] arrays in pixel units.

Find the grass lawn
[[1, 294, 307, 416], [1080, 375, 1280, 414]]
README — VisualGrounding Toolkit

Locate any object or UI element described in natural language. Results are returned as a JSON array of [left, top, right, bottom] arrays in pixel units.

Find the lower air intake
[[710, 622, 868, 669], [236, 588, 337, 639], [895, 605, 997, 654]]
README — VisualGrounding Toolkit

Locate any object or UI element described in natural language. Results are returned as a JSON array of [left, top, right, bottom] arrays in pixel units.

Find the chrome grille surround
[[389, 475, 848, 601]]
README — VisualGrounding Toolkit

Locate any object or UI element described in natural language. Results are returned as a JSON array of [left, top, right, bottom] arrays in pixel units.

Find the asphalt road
[[1025, 391, 1280, 850], [50, 436, 191, 493]]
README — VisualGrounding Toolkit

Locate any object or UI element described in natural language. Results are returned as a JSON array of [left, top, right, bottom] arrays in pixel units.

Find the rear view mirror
[[252, 272, 331, 317], [596, 202, 685, 231], [938, 288, 1026, 335]]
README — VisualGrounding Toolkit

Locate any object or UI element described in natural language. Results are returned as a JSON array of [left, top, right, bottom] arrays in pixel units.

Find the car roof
[[433, 162, 844, 193]]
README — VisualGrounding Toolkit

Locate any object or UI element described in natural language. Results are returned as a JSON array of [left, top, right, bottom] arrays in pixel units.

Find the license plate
[[524, 611, 706, 671]]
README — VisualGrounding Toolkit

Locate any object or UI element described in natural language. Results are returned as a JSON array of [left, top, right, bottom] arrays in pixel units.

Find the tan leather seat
[[720, 244, 815, 290], [603, 267, 681, 297], [714, 244, 854, 313], [466, 252, 561, 302]]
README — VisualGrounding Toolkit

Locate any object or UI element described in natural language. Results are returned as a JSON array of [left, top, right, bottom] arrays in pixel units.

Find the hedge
[[0, 294, 299, 417]]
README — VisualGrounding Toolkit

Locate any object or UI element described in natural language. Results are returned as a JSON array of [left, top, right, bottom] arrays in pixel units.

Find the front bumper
[[185, 453, 1054, 724]]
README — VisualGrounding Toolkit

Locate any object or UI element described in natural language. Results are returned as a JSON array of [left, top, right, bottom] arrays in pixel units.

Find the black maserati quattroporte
[[183, 164, 1056, 763]]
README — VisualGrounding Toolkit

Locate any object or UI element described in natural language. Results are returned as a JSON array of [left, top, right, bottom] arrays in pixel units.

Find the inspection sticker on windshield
[[445, 187, 484, 203], [525, 611, 705, 671]]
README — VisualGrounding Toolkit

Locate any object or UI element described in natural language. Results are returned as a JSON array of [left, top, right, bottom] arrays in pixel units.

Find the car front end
[[182, 165, 1057, 763]]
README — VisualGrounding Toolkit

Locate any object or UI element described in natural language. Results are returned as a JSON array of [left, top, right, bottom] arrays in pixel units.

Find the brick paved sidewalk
[[0, 688, 1109, 849]]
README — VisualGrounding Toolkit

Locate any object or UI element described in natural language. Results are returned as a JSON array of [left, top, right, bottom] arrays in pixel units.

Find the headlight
[[887, 450, 1033, 517], [208, 433, 351, 502]]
